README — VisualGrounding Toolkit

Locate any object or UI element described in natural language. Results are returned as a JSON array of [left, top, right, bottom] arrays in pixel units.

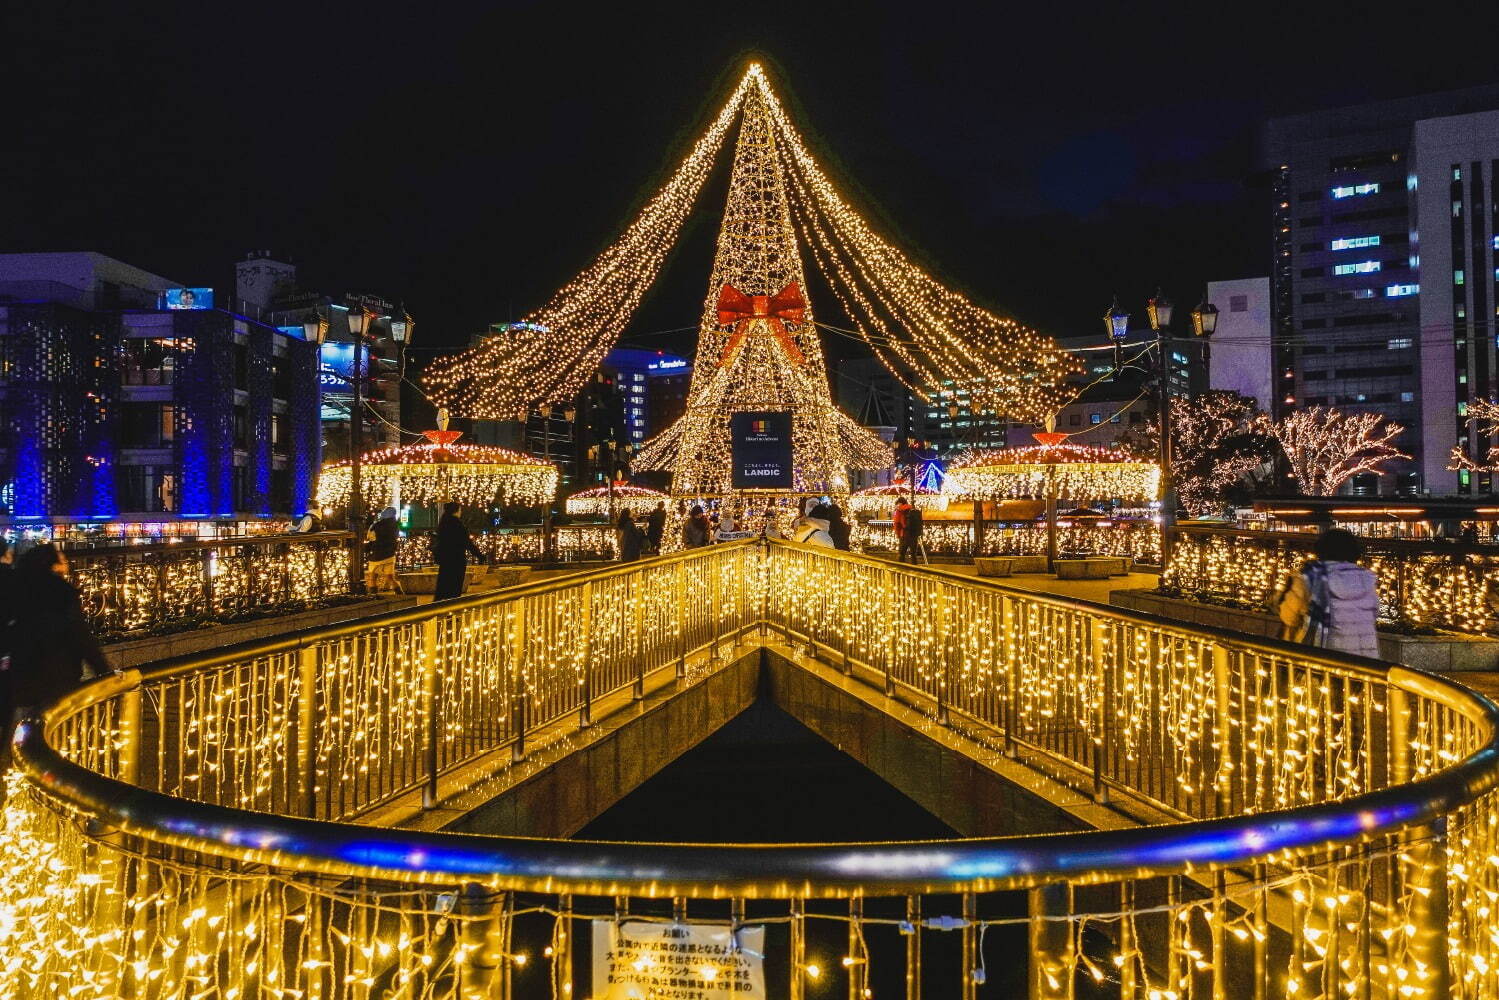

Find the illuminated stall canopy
[[564, 483, 670, 517], [948, 437, 1161, 503], [316, 429, 558, 511], [848, 483, 949, 514]]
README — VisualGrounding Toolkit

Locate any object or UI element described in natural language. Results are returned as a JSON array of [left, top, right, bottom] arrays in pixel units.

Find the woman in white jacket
[[1276, 528, 1380, 658]]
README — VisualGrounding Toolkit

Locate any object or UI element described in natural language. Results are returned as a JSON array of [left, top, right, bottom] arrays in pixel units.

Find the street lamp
[[346, 305, 368, 594]]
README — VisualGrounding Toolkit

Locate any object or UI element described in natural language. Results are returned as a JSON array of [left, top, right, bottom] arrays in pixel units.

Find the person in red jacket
[[893, 498, 910, 548]]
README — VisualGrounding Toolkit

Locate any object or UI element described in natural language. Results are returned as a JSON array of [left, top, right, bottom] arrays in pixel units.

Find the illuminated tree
[[630, 82, 889, 494], [1269, 406, 1409, 496], [424, 63, 1076, 427], [1126, 392, 1275, 515], [1450, 398, 1499, 473]]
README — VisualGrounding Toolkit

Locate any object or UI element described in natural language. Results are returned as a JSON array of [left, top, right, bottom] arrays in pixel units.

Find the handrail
[[13, 538, 1499, 897]]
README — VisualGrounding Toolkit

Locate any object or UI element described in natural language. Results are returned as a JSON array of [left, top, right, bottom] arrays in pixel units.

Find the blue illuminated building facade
[[0, 252, 320, 526]]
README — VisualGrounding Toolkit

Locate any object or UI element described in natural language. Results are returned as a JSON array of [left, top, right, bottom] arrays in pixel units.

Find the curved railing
[[8, 539, 1499, 999]]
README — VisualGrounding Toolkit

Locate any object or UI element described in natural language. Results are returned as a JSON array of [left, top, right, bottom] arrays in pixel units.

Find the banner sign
[[730, 411, 793, 490], [592, 920, 766, 1000], [162, 287, 213, 310]]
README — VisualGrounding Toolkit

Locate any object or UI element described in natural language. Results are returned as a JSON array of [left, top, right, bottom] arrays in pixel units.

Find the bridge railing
[[9, 539, 1499, 999], [1165, 524, 1499, 636], [63, 530, 356, 638]]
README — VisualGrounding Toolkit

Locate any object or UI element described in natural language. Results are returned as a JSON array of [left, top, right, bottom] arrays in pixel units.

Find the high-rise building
[[0, 252, 321, 525], [1261, 86, 1499, 494]]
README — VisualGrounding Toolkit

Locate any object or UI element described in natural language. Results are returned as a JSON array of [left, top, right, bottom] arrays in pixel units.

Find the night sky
[[11, 2, 1499, 365]]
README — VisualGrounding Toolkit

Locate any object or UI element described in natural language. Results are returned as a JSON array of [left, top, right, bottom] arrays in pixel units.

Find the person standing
[[1276, 528, 1380, 658], [434, 502, 483, 601], [617, 509, 644, 562], [365, 507, 403, 595], [825, 503, 851, 551], [7, 543, 113, 719], [899, 505, 925, 563], [646, 501, 667, 554], [893, 498, 910, 554], [683, 505, 711, 549], [791, 504, 835, 547]]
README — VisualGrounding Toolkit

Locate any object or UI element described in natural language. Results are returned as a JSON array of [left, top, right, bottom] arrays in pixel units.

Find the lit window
[[1453, 201, 1462, 217], [1454, 167, 1463, 181], [1459, 402, 1469, 417], [1410, 254, 1419, 268], [1330, 235, 1381, 250], [1387, 338, 1412, 349], [1385, 284, 1419, 297], [1455, 270, 1465, 285], [1333, 261, 1381, 275], [1353, 288, 1375, 299], [1400, 391, 1414, 402], [1090, 413, 1102, 425], [1493, 236, 1499, 250], [1331, 183, 1380, 198]]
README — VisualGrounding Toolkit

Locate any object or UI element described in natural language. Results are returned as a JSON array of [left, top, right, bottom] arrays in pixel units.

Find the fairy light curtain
[[948, 442, 1161, 502], [563, 483, 669, 517], [848, 483, 948, 514], [424, 63, 1077, 426], [316, 430, 558, 511]]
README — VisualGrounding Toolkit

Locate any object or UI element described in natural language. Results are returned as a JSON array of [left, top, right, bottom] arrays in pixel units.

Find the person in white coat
[[1276, 528, 1380, 658], [790, 502, 835, 548]]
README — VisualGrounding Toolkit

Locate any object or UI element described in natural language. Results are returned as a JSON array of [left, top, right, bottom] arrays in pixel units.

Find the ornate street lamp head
[[1146, 289, 1173, 332], [1191, 297, 1219, 338], [1103, 297, 1130, 342]]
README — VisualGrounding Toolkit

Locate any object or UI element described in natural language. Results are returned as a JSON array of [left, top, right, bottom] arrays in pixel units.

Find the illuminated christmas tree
[[631, 82, 888, 494], [424, 64, 1077, 489]]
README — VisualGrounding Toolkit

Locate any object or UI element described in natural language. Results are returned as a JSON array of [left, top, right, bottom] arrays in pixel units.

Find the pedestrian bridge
[[8, 540, 1499, 999]]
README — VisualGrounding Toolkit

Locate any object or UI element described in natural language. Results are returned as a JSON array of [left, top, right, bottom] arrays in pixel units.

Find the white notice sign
[[591, 919, 766, 1000]]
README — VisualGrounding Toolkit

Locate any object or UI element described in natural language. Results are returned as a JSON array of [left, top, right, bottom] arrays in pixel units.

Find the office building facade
[[1262, 86, 1499, 494]]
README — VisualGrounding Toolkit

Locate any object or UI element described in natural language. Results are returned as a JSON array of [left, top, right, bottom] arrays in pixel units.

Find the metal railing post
[[936, 585, 951, 725], [296, 643, 319, 817], [1091, 618, 1107, 803], [1212, 644, 1233, 817], [510, 599, 528, 762], [789, 897, 806, 1000], [961, 891, 979, 1000], [1028, 882, 1073, 1000], [1388, 685, 1451, 998], [904, 896, 922, 1000], [556, 892, 574, 999], [421, 616, 440, 809], [676, 561, 689, 679], [848, 896, 866, 1000], [579, 581, 595, 728], [1117, 882, 1136, 999]]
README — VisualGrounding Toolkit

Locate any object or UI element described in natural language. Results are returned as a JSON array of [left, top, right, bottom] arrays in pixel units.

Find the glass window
[[1456, 270, 1465, 285], [1333, 261, 1381, 275], [1387, 338, 1412, 349], [1089, 413, 1102, 425], [1330, 235, 1381, 250], [1230, 295, 1249, 311], [1385, 284, 1419, 297], [1331, 183, 1380, 198], [1400, 391, 1414, 402]]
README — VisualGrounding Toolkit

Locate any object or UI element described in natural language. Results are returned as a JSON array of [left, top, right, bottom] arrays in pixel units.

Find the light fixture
[[1146, 289, 1173, 332], [1191, 297, 1219, 338], [302, 314, 325, 345], [346, 305, 366, 337], [1104, 297, 1130, 342], [390, 314, 412, 343]]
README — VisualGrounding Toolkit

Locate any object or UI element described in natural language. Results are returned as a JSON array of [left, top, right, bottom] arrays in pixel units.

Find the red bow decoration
[[716, 282, 806, 364]]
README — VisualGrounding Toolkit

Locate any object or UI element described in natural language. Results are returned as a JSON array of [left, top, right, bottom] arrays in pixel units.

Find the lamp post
[[345, 305, 369, 593], [1107, 291, 1218, 573]]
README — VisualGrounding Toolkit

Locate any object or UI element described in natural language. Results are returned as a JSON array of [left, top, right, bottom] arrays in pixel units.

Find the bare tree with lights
[[1270, 406, 1410, 496], [1126, 391, 1275, 515], [1449, 398, 1499, 473]]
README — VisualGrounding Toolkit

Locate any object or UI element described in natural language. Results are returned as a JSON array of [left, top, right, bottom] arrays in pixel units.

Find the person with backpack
[[1276, 528, 1380, 658], [899, 504, 925, 563]]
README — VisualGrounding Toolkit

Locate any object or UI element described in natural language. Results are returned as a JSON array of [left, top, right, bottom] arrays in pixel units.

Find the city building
[[0, 251, 321, 529], [234, 251, 412, 463], [1261, 85, 1499, 494], [470, 342, 692, 497], [1206, 277, 1274, 408]]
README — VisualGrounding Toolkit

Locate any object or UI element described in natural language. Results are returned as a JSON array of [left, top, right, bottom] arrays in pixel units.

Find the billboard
[[317, 343, 369, 394], [730, 411, 793, 490], [162, 287, 213, 310]]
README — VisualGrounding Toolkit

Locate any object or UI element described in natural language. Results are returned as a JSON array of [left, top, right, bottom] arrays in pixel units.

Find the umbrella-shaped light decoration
[[316, 428, 558, 511], [947, 432, 1160, 568], [565, 483, 670, 517], [848, 483, 949, 515]]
